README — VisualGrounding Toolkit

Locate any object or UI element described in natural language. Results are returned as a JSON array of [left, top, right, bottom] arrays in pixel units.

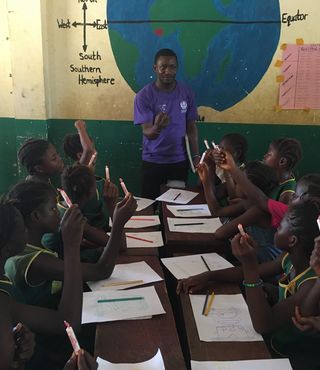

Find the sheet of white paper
[[161, 253, 233, 280], [156, 188, 198, 204], [190, 294, 263, 342], [109, 215, 160, 229], [87, 261, 163, 291], [167, 204, 211, 218], [191, 358, 292, 370], [135, 197, 156, 211], [167, 217, 222, 233], [126, 231, 164, 248], [82, 286, 165, 324], [97, 349, 165, 370]]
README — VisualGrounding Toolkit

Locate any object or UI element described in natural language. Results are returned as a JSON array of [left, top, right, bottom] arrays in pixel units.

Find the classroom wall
[[0, 0, 319, 195]]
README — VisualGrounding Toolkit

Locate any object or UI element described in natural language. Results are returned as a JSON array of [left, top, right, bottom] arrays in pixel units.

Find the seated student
[[293, 235, 320, 334], [178, 201, 320, 368], [17, 138, 64, 184], [198, 160, 281, 262], [213, 149, 320, 228], [0, 307, 35, 370], [63, 120, 96, 166], [203, 133, 248, 201], [263, 138, 302, 204], [5, 180, 136, 307], [63, 121, 111, 231], [43, 164, 124, 261], [0, 199, 85, 369]]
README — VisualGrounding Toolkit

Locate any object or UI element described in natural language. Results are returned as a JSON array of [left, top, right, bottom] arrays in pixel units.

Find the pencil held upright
[[105, 165, 110, 181], [64, 321, 80, 354], [58, 188, 73, 208], [119, 178, 129, 195]]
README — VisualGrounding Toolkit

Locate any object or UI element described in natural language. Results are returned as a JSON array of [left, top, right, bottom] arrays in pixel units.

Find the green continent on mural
[[150, 0, 229, 78]]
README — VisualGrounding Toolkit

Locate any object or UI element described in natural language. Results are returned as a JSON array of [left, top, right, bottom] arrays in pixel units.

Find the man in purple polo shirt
[[134, 48, 200, 199]]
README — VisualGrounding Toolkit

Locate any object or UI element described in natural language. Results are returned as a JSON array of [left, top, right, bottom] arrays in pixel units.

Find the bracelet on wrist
[[242, 278, 263, 288]]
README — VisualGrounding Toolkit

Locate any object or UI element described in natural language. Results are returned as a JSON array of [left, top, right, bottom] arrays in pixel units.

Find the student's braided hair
[[221, 133, 248, 164], [245, 161, 278, 196], [61, 164, 95, 203], [286, 201, 320, 255], [0, 198, 18, 251], [299, 173, 320, 204], [17, 138, 50, 174], [271, 138, 302, 171], [63, 134, 82, 161], [7, 181, 57, 220]]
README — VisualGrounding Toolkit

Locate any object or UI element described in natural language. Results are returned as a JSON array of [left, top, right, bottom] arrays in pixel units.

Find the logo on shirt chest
[[180, 100, 187, 113]]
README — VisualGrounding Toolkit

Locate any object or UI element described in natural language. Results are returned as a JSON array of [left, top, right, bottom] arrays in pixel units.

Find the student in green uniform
[[5, 180, 136, 307], [18, 138, 64, 184], [178, 201, 320, 368], [0, 198, 85, 369], [263, 138, 302, 204]]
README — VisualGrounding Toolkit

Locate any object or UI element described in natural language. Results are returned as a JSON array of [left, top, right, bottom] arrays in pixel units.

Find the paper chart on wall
[[82, 286, 165, 324], [166, 204, 211, 218], [109, 215, 160, 228], [191, 358, 292, 370], [134, 197, 156, 211], [156, 188, 198, 204], [167, 217, 222, 233], [161, 253, 233, 280], [97, 349, 165, 369], [190, 294, 263, 342], [87, 261, 163, 291]]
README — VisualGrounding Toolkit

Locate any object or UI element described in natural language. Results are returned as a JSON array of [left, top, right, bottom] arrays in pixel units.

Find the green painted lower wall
[[0, 117, 319, 196]]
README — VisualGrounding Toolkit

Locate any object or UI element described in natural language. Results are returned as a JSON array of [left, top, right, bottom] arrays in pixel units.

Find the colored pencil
[[126, 234, 154, 243], [201, 256, 211, 271], [204, 292, 215, 316], [102, 280, 144, 287], [173, 222, 205, 226], [173, 193, 181, 201], [97, 297, 144, 303], [202, 293, 209, 315]]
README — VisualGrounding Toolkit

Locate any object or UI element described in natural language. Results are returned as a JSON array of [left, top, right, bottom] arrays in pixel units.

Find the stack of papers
[[161, 253, 233, 280], [109, 215, 160, 228], [167, 217, 222, 233], [167, 204, 211, 218], [97, 349, 165, 369], [87, 261, 163, 291], [191, 358, 292, 370], [82, 286, 165, 324], [190, 294, 263, 342], [156, 188, 198, 204]]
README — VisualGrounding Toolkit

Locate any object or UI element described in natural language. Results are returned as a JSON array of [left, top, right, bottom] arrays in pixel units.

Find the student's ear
[[153, 64, 157, 73], [76, 152, 82, 161], [279, 157, 288, 169], [29, 209, 41, 223], [34, 164, 45, 174], [288, 234, 298, 248]]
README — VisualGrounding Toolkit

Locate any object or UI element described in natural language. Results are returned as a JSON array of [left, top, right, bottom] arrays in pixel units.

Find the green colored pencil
[[97, 297, 144, 303]]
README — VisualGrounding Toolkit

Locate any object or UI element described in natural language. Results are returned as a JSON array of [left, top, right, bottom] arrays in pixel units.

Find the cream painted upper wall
[[0, 0, 14, 117], [1, 0, 320, 123]]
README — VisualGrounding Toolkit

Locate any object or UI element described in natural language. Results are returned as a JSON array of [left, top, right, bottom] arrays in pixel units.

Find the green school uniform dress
[[4, 243, 61, 307], [270, 253, 320, 367], [269, 178, 296, 201], [0, 276, 26, 303]]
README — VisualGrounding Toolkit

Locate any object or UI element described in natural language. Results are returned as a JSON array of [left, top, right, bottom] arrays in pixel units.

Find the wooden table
[[161, 187, 228, 256], [95, 255, 187, 369], [179, 283, 271, 362]]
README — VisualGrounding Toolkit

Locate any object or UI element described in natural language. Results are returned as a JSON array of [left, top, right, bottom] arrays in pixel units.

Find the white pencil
[[105, 165, 110, 181], [238, 223, 246, 236], [204, 139, 210, 150], [199, 152, 206, 164], [211, 140, 220, 151], [119, 177, 129, 195], [57, 188, 73, 208], [88, 151, 97, 166]]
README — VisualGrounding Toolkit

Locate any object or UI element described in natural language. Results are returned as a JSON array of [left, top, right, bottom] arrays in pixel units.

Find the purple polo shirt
[[134, 82, 198, 164]]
